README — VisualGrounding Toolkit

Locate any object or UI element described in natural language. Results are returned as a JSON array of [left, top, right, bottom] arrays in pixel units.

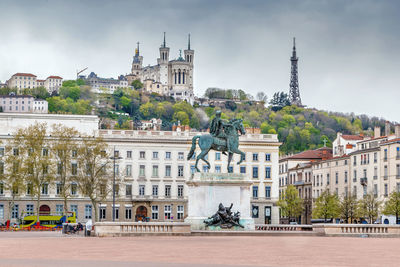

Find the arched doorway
[[39, 205, 50, 215], [135, 206, 147, 222]]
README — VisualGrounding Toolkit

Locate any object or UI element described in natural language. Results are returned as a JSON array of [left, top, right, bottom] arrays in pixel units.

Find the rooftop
[[341, 134, 364, 141], [12, 73, 37, 78], [281, 147, 332, 161]]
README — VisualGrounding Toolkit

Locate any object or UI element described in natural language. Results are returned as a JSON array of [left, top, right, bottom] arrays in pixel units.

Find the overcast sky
[[0, 0, 399, 122]]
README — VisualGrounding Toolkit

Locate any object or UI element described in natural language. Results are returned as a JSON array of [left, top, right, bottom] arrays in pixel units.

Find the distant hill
[[42, 82, 397, 155]]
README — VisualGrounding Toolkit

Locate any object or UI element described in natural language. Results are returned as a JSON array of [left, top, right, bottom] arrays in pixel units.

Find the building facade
[[126, 34, 194, 104], [0, 95, 48, 114], [6, 73, 63, 94], [0, 115, 280, 225], [83, 72, 129, 94]]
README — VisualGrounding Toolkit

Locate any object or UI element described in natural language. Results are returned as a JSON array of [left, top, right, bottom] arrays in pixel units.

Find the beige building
[[0, 116, 281, 225], [6, 73, 63, 94], [6, 73, 37, 91]]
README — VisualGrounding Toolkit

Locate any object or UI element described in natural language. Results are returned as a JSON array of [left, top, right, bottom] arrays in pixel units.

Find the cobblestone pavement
[[0, 232, 399, 267]]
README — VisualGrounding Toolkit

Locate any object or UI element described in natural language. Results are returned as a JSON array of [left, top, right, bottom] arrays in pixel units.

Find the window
[[178, 166, 184, 177], [190, 165, 196, 174], [153, 151, 158, 159], [152, 185, 158, 196], [115, 208, 119, 220], [177, 205, 184, 219], [374, 152, 378, 163], [26, 204, 34, 216], [397, 183, 400, 193], [215, 152, 221, 160], [100, 207, 106, 219], [72, 150, 77, 158], [344, 171, 348, 183], [42, 148, 48, 157], [126, 151, 132, 158], [228, 166, 233, 173], [353, 156, 356, 166], [252, 167, 259, 178], [384, 184, 388, 196], [0, 204, 4, 219], [240, 166, 246, 174], [139, 185, 145, 196], [70, 205, 78, 219], [13, 148, 19, 156], [126, 164, 132, 177], [397, 164, 400, 178], [374, 184, 378, 197], [11, 204, 19, 219], [178, 152, 184, 160], [139, 165, 145, 176], [384, 165, 388, 179], [56, 183, 62, 195], [165, 165, 171, 177], [265, 186, 271, 199], [265, 167, 271, 179], [56, 204, 63, 215], [252, 186, 258, 198], [253, 153, 258, 161], [71, 183, 77, 195], [140, 151, 146, 159], [374, 167, 378, 179], [71, 163, 77, 175], [0, 147, 4, 156], [178, 185, 184, 197], [126, 184, 132, 196], [327, 173, 330, 185], [164, 205, 171, 220], [152, 165, 159, 177], [203, 165, 209, 173], [265, 153, 271, 161], [353, 170, 357, 182], [335, 172, 338, 184], [165, 185, 171, 197], [252, 205, 259, 218], [215, 165, 221, 173], [41, 184, 48, 195], [384, 149, 388, 161], [152, 205, 159, 220], [165, 152, 171, 159], [125, 207, 132, 220], [114, 164, 119, 176]]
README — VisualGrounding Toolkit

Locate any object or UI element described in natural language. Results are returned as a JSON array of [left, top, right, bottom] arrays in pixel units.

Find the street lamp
[[110, 146, 122, 221]]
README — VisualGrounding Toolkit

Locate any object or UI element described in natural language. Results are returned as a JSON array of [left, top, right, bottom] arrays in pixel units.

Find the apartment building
[[6, 73, 63, 93]]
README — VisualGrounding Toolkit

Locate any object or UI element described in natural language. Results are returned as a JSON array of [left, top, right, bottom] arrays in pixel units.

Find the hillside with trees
[[35, 82, 396, 155]]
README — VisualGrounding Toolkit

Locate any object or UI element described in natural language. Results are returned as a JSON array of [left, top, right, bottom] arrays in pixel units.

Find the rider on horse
[[209, 110, 230, 154]]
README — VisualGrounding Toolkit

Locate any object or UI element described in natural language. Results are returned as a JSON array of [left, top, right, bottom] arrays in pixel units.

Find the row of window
[[0, 182, 185, 198], [252, 186, 271, 199], [99, 205, 184, 220]]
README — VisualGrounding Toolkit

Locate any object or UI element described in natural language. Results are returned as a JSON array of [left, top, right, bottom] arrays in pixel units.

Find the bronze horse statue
[[187, 119, 246, 172]]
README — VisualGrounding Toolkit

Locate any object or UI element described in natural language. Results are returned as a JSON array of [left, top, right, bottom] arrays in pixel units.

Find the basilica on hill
[[126, 33, 195, 104]]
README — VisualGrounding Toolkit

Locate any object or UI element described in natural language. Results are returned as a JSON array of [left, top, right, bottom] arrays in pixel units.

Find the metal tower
[[289, 37, 302, 106]]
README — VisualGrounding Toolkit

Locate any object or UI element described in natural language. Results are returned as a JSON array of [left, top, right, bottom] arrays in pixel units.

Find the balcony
[[384, 175, 388, 180], [360, 177, 367, 186], [373, 175, 378, 180]]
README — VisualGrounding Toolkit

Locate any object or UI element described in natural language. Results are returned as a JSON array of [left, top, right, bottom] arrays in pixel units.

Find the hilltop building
[[81, 72, 129, 94], [126, 33, 194, 104], [5, 73, 63, 94], [0, 95, 48, 114]]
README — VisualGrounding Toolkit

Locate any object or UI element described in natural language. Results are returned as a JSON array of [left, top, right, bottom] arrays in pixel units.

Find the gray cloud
[[0, 0, 399, 122]]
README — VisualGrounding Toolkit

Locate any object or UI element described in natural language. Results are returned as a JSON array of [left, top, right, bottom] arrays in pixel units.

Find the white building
[[126, 33, 194, 104], [0, 114, 280, 224], [33, 99, 48, 114], [44, 76, 63, 93], [6, 73, 63, 94], [0, 95, 48, 114]]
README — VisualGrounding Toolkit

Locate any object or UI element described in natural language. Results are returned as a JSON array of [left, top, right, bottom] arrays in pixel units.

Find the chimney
[[374, 126, 381, 138], [385, 121, 390, 136], [395, 124, 400, 138]]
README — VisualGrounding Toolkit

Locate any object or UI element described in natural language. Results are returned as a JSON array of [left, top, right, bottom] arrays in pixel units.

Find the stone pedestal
[[185, 172, 255, 230]]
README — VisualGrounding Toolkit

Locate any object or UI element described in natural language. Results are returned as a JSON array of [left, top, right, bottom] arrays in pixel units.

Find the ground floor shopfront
[[0, 197, 188, 224], [250, 199, 280, 224]]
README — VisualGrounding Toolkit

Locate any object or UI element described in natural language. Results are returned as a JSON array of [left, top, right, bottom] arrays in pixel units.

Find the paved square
[[0, 232, 399, 267]]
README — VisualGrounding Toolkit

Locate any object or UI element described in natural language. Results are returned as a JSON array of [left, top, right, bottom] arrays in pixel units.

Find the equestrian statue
[[187, 110, 246, 172]]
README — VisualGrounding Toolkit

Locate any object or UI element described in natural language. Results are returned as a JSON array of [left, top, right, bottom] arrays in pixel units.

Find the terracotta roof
[[47, 76, 63, 79], [12, 73, 37, 77], [342, 134, 363, 141], [282, 147, 333, 160], [381, 138, 400, 145], [36, 79, 45, 82]]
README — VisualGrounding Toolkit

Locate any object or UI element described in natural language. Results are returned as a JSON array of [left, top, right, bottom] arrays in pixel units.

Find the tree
[[277, 185, 303, 223], [358, 192, 381, 223], [75, 136, 112, 222], [139, 102, 154, 118], [269, 92, 290, 111], [173, 111, 190, 125], [9, 123, 55, 223], [339, 193, 358, 223], [3, 141, 26, 221], [383, 191, 400, 224], [256, 92, 267, 103], [50, 124, 79, 216], [313, 189, 340, 222], [131, 79, 143, 90], [60, 86, 81, 101]]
